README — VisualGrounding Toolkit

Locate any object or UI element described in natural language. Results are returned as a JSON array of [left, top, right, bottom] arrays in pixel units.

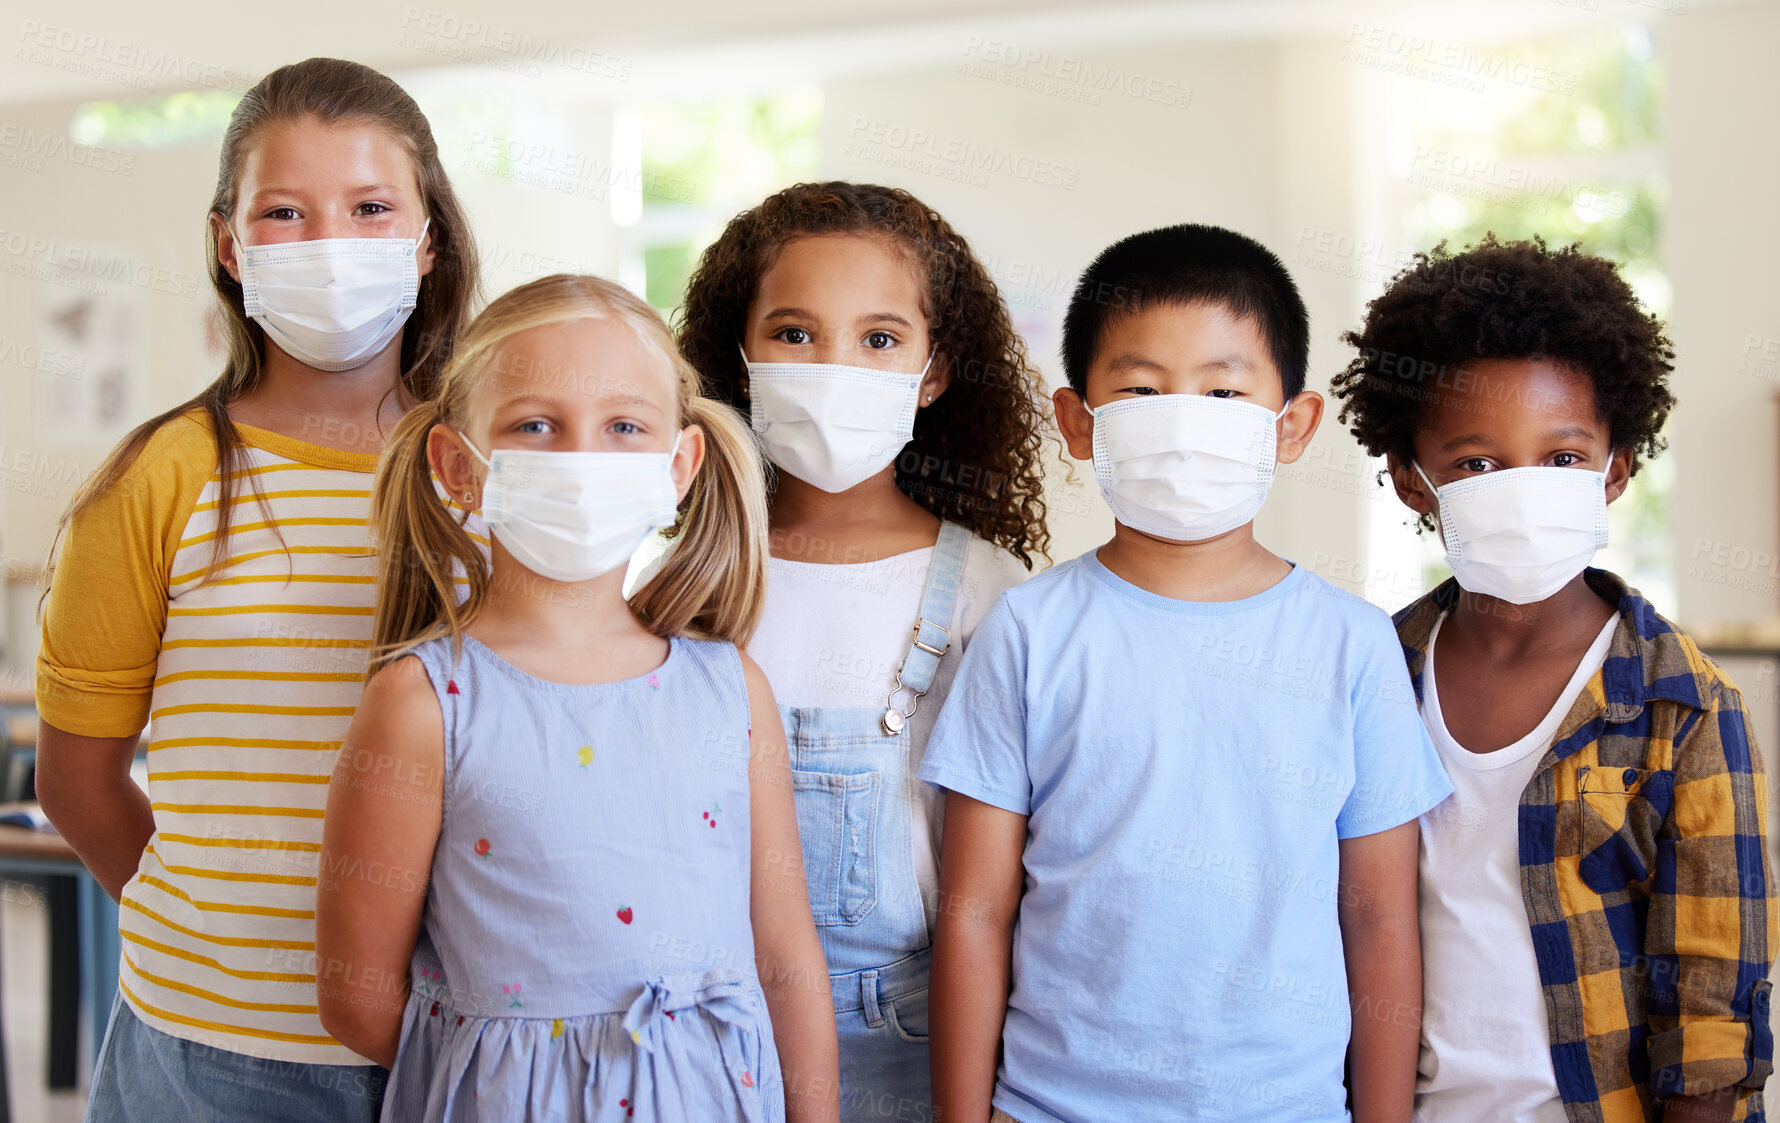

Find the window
[[1364, 25, 1672, 609]]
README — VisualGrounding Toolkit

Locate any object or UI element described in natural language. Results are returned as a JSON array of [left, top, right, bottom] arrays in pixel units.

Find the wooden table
[[0, 804, 117, 1121]]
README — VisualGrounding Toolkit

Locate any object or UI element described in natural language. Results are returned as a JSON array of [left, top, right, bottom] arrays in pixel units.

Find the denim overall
[[782, 521, 970, 1123]]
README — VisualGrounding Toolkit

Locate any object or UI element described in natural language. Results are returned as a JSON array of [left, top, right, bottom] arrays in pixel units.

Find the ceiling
[[0, 0, 1710, 108]]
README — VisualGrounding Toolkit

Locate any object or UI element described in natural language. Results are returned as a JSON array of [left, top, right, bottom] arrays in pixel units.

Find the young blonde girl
[[677, 181, 1051, 1121], [316, 274, 840, 1122], [34, 57, 477, 1122]]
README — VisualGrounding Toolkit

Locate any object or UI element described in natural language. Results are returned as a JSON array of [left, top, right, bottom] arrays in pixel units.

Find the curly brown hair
[[1332, 234, 1676, 530], [675, 181, 1051, 569]]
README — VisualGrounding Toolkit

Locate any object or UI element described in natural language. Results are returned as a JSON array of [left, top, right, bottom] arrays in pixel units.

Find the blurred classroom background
[[0, 0, 1776, 1115]]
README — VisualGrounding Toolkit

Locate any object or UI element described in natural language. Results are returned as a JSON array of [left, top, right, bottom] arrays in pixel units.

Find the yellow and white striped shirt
[[37, 409, 474, 1064]]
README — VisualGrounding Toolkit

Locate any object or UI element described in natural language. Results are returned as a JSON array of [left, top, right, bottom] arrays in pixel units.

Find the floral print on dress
[[502, 983, 523, 1009]]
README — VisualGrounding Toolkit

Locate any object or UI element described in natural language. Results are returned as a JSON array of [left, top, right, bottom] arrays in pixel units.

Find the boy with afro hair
[[1334, 235, 1776, 1122]]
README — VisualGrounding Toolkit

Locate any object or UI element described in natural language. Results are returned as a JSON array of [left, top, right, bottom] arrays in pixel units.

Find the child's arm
[[741, 654, 840, 1123], [1338, 820, 1421, 1123], [1647, 680, 1774, 1120], [36, 725, 154, 900], [930, 790, 1027, 1123], [315, 655, 444, 1067]]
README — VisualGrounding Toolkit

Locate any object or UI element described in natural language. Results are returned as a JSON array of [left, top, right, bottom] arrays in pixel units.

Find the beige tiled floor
[[2, 878, 87, 1122]]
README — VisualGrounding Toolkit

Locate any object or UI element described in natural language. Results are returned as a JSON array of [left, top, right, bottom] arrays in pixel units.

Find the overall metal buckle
[[882, 617, 953, 735]]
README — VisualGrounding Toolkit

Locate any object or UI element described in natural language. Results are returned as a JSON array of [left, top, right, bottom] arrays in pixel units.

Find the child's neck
[[1441, 572, 1617, 661], [768, 468, 941, 565], [229, 339, 414, 454], [1096, 521, 1291, 602], [467, 552, 667, 685]]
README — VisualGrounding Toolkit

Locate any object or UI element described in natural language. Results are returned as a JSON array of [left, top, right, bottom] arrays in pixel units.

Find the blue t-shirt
[[917, 550, 1453, 1123]]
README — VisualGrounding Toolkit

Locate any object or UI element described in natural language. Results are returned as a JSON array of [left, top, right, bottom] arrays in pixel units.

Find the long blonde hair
[[46, 58, 479, 595], [369, 274, 769, 674]]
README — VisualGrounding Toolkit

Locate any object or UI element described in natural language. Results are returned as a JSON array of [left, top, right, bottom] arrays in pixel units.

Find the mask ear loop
[[1412, 462, 1441, 495], [459, 432, 492, 469], [1411, 462, 1451, 545]]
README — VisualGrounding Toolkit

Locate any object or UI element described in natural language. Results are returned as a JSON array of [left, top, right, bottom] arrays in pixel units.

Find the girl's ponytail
[[632, 394, 769, 647], [368, 398, 488, 674]]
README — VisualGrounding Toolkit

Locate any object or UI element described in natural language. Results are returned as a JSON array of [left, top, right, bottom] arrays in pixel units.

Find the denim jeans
[[84, 993, 386, 1123], [832, 947, 932, 1123]]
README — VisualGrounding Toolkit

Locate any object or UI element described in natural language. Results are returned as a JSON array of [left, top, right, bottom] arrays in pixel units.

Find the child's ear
[[1273, 391, 1324, 466], [428, 424, 482, 510], [416, 220, 437, 280], [212, 213, 242, 285], [1052, 386, 1095, 461], [1603, 448, 1634, 504], [1386, 454, 1434, 520], [917, 351, 952, 409], [670, 425, 707, 503]]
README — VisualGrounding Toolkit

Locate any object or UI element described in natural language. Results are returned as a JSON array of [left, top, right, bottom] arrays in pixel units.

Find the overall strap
[[880, 521, 971, 734]]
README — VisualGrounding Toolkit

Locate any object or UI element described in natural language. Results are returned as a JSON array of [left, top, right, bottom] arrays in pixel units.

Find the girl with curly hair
[[676, 181, 1051, 1120]]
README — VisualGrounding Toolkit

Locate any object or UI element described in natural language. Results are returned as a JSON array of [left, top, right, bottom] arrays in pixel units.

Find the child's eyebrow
[[1438, 432, 1494, 451], [759, 306, 816, 322], [494, 393, 569, 413], [248, 184, 400, 199], [1104, 351, 1170, 375], [1194, 352, 1256, 373], [1542, 424, 1598, 442], [496, 391, 665, 415], [856, 312, 914, 328]]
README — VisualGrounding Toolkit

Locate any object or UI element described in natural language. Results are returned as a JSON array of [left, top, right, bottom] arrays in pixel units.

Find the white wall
[[1660, 3, 1780, 633]]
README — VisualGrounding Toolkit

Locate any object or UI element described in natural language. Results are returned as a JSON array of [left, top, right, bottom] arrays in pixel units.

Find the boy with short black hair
[[1333, 234, 1776, 1123], [921, 223, 1452, 1122]]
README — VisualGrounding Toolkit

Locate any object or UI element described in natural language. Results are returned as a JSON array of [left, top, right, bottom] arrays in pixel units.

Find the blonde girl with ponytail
[[317, 274, 840, 1123]]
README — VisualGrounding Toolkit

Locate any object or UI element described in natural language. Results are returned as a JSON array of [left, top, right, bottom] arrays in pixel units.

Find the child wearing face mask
[[675, 182, 1053, 1122], [316, 274, 840, 1123], [33, 58, 478, 1122], [1333, 236, 1776, 1123], [919, 224, 1453, 1123]]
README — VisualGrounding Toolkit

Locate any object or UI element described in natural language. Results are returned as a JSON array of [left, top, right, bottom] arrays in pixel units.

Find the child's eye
[[610, 421, 641, 436], [863, 330, 897, 351], [1459, 457, 1493, 473], [515, 419, 551, 436], [1119, 386, 1158, 396], [357, 202, 390, 216], [1207, 389, 1239, 399], [1551, 452, 1583, 468], [773, 327, 811, 346], [265, 207, 298, 221]]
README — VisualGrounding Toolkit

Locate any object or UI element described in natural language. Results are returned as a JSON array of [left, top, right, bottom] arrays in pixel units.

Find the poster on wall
[[39, 264, 138, 444]]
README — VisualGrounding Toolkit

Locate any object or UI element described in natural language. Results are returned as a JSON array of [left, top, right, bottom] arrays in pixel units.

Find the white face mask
[[1415, 462, 1610, 605], [738, 345, 932, 493], [239, 219, 430, 372], [463, 431, 683, 583], [1092, 393, 1289, 541]]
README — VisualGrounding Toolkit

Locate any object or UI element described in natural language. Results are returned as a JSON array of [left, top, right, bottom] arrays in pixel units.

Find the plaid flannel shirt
[[1395, 569, 1777, 1122]]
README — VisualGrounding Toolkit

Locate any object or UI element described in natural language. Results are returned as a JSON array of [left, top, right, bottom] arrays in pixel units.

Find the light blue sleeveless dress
[[381, 632, 783, 1123]]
